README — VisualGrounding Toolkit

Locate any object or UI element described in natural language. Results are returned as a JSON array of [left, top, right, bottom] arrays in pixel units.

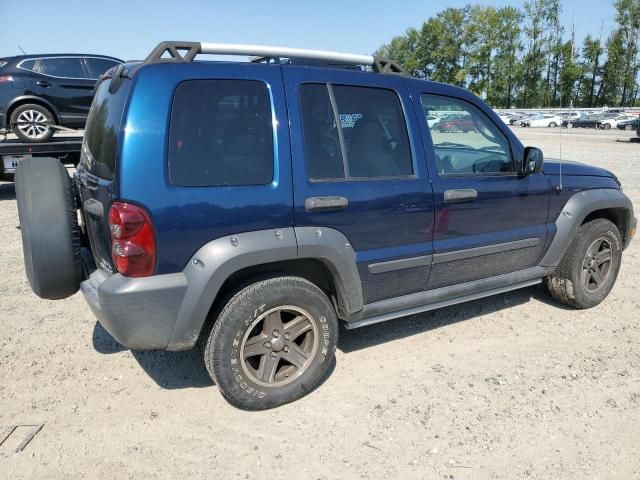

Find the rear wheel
[[549, 122, 558, 128], [204, 276, 338, 410], [624, 124, 633, 131], [10, 104, 55, 142], [546, 219, 622, 309], [602, 123, 612, 130]]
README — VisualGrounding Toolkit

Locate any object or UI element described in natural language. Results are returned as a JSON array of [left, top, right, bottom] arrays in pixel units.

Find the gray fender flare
[[167, 227, 362, 350], [539, 188, 634, 268]]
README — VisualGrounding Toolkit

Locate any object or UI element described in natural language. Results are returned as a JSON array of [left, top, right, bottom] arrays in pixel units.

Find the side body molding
[[167, 227, 363, 350], [539, 188, 634, 268]]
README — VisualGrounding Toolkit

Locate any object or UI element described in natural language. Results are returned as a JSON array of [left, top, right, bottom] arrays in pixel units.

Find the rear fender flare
[[167, 227, 363, 350]]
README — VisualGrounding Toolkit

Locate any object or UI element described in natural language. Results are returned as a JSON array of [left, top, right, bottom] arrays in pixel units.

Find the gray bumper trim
[[81, 269, 188, 350]]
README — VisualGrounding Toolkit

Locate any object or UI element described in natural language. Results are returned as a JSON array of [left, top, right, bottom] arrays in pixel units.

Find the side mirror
[[523, 147, 543, 175]]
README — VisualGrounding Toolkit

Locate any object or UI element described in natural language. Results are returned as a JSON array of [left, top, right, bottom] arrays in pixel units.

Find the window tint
[[168, 80, 273, 187], [300, 84, 413, 180], [85, 58, 120, 79], [421, 95, 513, 176], [21, 57, 86, 78], [83, 78, 130, 179], [299, 84, 344, 179]]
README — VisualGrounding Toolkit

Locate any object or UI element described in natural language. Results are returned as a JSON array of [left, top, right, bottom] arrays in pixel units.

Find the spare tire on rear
[[15, 157, 82, 299]]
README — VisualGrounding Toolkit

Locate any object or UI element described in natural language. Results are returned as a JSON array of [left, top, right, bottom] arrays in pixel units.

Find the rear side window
[[85, 58, 121, 79], [168, 80, 274, 187], [82, 78, 129, 179], [300, 83, 413, 180], [20, 57, 86, 78]]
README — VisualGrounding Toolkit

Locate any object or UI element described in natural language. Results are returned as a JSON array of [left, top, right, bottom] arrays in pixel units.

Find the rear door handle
[[36, 80, 51, 87], [444, 189, 478, 203], [305, 196, 348, 212]]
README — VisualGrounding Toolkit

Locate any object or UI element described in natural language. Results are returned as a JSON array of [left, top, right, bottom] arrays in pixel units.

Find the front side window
[[21, 57, 86, 78], [168, 80, 274, 187], [421, 94, 513, 176], [300, 83, 413, 180]]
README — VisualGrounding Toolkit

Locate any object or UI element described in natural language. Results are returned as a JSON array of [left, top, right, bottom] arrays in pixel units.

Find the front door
[[409, 87, 550, 289], [283, 67, 435, 305]]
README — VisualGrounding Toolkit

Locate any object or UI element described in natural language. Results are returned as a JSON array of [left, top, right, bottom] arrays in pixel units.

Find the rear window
[[82, 78, 129, 179], [168, 80, 274, 187], [85, 58, 121, 79]]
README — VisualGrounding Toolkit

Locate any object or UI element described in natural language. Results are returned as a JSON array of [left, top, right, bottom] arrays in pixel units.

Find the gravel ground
[[1, 128, 639, 479]]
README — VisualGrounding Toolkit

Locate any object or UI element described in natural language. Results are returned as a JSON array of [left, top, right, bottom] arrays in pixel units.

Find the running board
[[345, 269, 546, 330]]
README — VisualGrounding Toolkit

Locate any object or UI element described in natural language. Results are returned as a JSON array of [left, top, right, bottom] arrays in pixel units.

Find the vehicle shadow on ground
[[92, 322, 214, 389], [0, 180, 16, 200], [338, 284, 547, 353], [91, 285, 553, 389]]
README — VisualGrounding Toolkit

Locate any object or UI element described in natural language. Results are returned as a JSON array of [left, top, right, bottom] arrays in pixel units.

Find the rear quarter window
[[168, 79, 274, 187], [82, 78, 129, 179]]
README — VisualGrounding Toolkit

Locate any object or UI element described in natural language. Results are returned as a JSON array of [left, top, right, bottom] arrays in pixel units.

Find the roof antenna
[[557, 14, 576, 193], [18, 45, 26, 55]]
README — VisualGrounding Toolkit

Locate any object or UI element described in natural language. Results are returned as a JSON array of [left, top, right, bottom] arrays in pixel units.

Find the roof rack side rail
[[142, 41, 407, 75]]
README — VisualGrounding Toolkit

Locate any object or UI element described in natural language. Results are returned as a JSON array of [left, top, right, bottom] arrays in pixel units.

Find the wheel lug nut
[[284, 334, 290, 340], [272, 331, 279, 338], [283, 346, 289, 353], [264, 342, 272, 349], [271, 352, 277, 358]]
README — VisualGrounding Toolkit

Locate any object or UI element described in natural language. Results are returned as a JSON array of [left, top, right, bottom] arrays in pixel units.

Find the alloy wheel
[[15, 109, 51, 140], [581, 237, 613, 293], [240, 305, 319, 387]]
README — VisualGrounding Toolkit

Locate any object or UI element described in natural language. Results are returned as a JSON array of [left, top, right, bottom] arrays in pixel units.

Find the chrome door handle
[[36, 80, 51, 87], [305, 196, 348, 212], [444, 189, 478, 203]]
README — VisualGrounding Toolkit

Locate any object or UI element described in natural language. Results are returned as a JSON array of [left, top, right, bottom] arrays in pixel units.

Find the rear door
[[21, 57, 95, 125], [283, 67, 435, 305], [409, 85, 550, 289]]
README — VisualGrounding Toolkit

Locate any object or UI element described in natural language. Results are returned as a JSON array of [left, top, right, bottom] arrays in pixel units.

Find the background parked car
[[522, 114, 562, 128], [598, 114, 638, 130], [616, 118, 640, 131], [0, 54, 122, 142], [509, 113, 531, 126], [571, 114, 613, 129], [434, 115, 476, 132]]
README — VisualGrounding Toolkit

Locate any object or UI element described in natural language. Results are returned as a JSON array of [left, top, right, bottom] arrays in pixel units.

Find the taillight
[[108, 201, 156, 277], [0, 75, 13, 83]]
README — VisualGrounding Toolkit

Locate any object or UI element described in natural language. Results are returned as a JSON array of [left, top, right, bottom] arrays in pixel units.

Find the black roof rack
[[143, 41, 407, 75]]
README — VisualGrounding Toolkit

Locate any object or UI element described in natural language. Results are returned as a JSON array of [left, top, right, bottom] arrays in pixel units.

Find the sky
[[0, 0, 619, 61]]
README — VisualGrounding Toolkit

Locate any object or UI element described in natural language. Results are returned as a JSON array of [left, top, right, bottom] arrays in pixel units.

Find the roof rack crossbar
[[143, 41, 407, 75]]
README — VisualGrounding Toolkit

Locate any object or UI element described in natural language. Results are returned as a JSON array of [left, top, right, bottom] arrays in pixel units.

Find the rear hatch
[[76, 74, 130, 274]]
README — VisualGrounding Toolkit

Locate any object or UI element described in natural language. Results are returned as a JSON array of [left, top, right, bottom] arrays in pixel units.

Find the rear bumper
[[81, 268, 188, 350]]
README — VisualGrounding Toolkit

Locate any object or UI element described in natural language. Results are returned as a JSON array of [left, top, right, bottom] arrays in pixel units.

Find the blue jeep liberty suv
[[15, 41, 637, 410]]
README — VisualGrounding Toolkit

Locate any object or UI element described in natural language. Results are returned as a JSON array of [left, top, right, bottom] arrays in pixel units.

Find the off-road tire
[[204, 276, 338, 410], [10, 104, 55, 142], [546, 219, 622, 309], [15, 157, 82, 299]]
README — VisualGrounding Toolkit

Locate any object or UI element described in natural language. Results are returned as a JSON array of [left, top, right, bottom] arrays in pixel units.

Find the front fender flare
[[539, 188, 634, 268]]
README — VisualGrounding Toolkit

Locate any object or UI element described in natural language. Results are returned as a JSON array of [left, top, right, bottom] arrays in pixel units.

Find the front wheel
[[549, 122, 558, 128], [204, 276, 338, 410], [546, 219, 622, 309], [624, 124, 633, 131], [603, 123, 612, 130], [10, 104, 55, 142]]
